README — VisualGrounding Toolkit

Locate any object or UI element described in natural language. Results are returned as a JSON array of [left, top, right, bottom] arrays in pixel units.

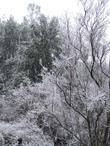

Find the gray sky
[[0, 0, 78, 22]]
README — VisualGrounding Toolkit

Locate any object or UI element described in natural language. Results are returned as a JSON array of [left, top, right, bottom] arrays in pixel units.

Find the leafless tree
[[50, 0, 110, 146]]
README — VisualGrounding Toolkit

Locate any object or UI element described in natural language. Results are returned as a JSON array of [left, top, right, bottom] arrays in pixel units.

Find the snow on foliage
[[0, 79, 55, 146]]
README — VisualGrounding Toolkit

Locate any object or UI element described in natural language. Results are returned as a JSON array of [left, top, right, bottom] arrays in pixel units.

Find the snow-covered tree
[[48, 0, 110, 146]]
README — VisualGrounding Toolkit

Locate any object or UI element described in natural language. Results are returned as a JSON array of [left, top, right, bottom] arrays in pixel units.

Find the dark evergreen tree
[[0, 17, 20, 89], [2, 16, 19, 59], [24, 11, 61, 82], [48, 17, 61, 59]]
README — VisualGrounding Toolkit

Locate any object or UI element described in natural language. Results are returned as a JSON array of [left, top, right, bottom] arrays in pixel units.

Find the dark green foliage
[[24, 14, 61, 82], [0, 17, 20, 89], [2, 16, 19, 59], [0, 4, 61, 88], [48, 17, 61, 58]]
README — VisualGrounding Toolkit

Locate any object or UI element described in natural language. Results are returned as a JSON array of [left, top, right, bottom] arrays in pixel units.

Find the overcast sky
[[0, 0, 78, 22]]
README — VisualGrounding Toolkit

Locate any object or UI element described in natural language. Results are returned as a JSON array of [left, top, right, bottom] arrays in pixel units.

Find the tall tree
[[0, 17, 20, 89], [24, 6, 61, 82], [2, 16, 19, 59], [48, 0, 110, 146]]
